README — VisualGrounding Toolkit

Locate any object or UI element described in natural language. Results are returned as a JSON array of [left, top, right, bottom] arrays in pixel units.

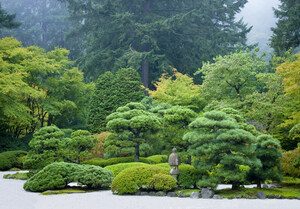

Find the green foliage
[[82, 156, 152, 167], [23, 126, 66, 170], [0, 150, 27, 171], [104, 102, 162, 161], [0, 3, 20, 29], [184, 110, 260, 189], [23, 162, 113, 192], [247, 134, 282, 187], [155, 163, 202, 189], [88, 68, 144, 133], [105, 162, 148, 177], [3, 172, 28, 180], [270, 0, 300, 56], [111, 165, 173, 195], [145, 155, 168, 164], [64, 130, 97, 163], [281, 147, 300, 178]]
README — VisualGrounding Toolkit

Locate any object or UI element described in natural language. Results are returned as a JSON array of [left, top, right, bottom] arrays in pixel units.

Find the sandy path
[[1, 171, 299, 209]]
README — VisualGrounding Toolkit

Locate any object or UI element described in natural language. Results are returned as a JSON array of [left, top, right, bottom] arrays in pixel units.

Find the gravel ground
[[1, 171, 300, 209]]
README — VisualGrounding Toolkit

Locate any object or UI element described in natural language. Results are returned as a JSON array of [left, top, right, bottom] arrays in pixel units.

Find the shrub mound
[[23, 162, 113, 192], [281, 147, 300, 178], [111, 165, 176, 195], [155, 163, 202, 189], [104, 162, 148, 177], [145, 155, 168, 164], [0, 150, 27, 171]]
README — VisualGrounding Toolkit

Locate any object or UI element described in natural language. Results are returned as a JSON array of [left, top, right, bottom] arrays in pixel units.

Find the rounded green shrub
[[150, 173, 177, 191], [0, 150, 27, 171], [281, 147, 300, 178], [111, 165, 172, 195], [23, 162, 113, 192], [145, 155, 168, 164], [104, 162, 148, 177], [155, 163, 202, 188]]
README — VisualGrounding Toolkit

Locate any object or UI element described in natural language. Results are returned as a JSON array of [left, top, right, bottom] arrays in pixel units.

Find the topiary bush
[[150, 173, 177, 191], [82, 156, 152, 167], [104, 162, 148, 177], [0, 150, 27, 171], [111, 165, 175, 195], [155, 163, 202, 189], [23, 162, 113, 192], [281, 147, 300, 178], [145, 155, 168, 164]]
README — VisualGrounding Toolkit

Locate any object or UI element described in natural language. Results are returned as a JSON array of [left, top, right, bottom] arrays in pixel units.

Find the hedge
[[23, 162, 113, 192], [0, 150, 27, 171], [104, 162, 148, 177], [111, 165, 176, 195], [281, 147, 300, 178]]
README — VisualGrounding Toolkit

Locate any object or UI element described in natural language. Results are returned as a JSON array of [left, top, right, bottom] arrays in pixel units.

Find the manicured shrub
[[104, 162, 148, 177], [150, 173, 177, 191], [82, 156, 151, 167], [155, 163, 202, 189], [281, 147, 300, 178], [145, 155, 168, 164], [111, 165, 173, 195], [23, 162, 113, 192], [0, 150, 27, 171]]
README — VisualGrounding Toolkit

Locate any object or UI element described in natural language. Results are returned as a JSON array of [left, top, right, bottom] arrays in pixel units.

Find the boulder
[[267, 193, 275, 199], [148, 191, 156, 196], [212, 195, 223, 199], [262, 184, 269, 189], [276, 195, 284, 199], [190, 192, 200, 199], [234, 195, 242, 199], [167, 192, 177, 197], [201, 188, 214, 199], [135, 191, 141, 196], [140, 192, 148, 196], [257, 192, 266, 199], [155, 191, 166, 196]]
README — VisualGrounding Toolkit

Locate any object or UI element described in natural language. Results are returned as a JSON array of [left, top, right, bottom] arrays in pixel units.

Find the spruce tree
[[88, 68, 144, 133], [184, 111, 260, 189], [270, 0, 300, 55]]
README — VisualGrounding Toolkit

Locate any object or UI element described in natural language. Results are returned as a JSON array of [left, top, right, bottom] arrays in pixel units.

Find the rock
[[276, 195, 284, 199], [167, 192, 177, 197], [267, 193, 275, 199], [257, 192, 266, 199], [112, 190, 118, 195], [268, 184, 279, 188], [135, 191, 141, 196], [148, 191, 156, 196], [234, 195, 242, 199], [155, 191, 166, 196], [201, 188, 214, 199], [177, 191, 185, 198], [262, 184, 269, 189], [140, 192, 148, 196], [297, 196, 300, 200], [190, 192, 200, 199], [213, 195, 223, 199]]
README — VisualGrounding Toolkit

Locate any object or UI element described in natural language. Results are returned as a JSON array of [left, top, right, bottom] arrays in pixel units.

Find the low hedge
[[111, 165, 176, 195], [82, 156, 159, 167], [145, 155, 168, 164], [0, 150, 27, 171], [104, 162, 148, 177], [23, 162, 113, 192], [155, 163, 202, 189]]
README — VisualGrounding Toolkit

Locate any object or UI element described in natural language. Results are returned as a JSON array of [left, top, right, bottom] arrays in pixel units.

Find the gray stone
[[234, 195, 242, 199], [268, 184, 279, 188], [167, 192, 177, 197], [135, 191, 141, 196], [262, 184, 269, 189], [257, 192, 266, 199], [297, 196, 300, 200], [113, 190, 118, 195], [213, 195, 224, 199], [177, 191, 185, 198], [276, 195, 284, 199], [267, 193, 275, 199], [140, 192, 148, 196], [155, 191, 166, 196], [201, 188, 214, 199], [190, 192, 200, 199], [148, 191, 156, 196]]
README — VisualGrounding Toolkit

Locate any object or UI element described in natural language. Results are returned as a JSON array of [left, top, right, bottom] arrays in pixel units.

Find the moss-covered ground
[[3, 172, 29, 180]]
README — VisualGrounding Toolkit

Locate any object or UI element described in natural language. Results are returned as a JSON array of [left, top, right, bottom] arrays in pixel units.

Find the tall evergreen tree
[[88, 68, 144, 133], [270, 0, 300, 56], [0, 3, 20, 29], [60, 0, 251, 85]]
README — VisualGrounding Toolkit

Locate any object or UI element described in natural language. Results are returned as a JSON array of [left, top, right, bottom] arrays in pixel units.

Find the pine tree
[[270, 0, 300, 56], [0, 3, 20, 29], [184, 111, 260, 189]]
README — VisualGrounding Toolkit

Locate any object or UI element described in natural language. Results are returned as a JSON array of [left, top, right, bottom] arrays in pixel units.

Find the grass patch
[[282, 177, 300, 184], [41, 188, 87, 195], [174, 189, 199, 195], [3, 172, 29, 180]]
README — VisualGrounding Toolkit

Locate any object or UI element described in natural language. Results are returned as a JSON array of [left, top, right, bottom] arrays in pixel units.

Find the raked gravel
[[1, 171, 299, 209]]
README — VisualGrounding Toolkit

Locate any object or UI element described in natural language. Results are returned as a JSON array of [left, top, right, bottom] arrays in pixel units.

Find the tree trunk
[[232, 182, 240, 190], [257, 179, 261, 189], [134, 144, 140, 162]]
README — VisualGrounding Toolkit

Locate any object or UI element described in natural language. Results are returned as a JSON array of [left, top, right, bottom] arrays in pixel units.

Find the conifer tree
[[0, 3, 20, 29]]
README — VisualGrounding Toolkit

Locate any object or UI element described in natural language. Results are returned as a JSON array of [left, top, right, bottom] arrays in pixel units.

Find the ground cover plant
[[23, 162, 113, 192]]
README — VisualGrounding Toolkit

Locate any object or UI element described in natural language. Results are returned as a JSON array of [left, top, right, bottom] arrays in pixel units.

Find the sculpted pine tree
[[247, 134, 282, 188], [184, 111, 260, 189], [104, 102, 162, 162]]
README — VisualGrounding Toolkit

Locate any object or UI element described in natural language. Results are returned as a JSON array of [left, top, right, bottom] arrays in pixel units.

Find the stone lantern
[[168, 148, 181, 180]]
